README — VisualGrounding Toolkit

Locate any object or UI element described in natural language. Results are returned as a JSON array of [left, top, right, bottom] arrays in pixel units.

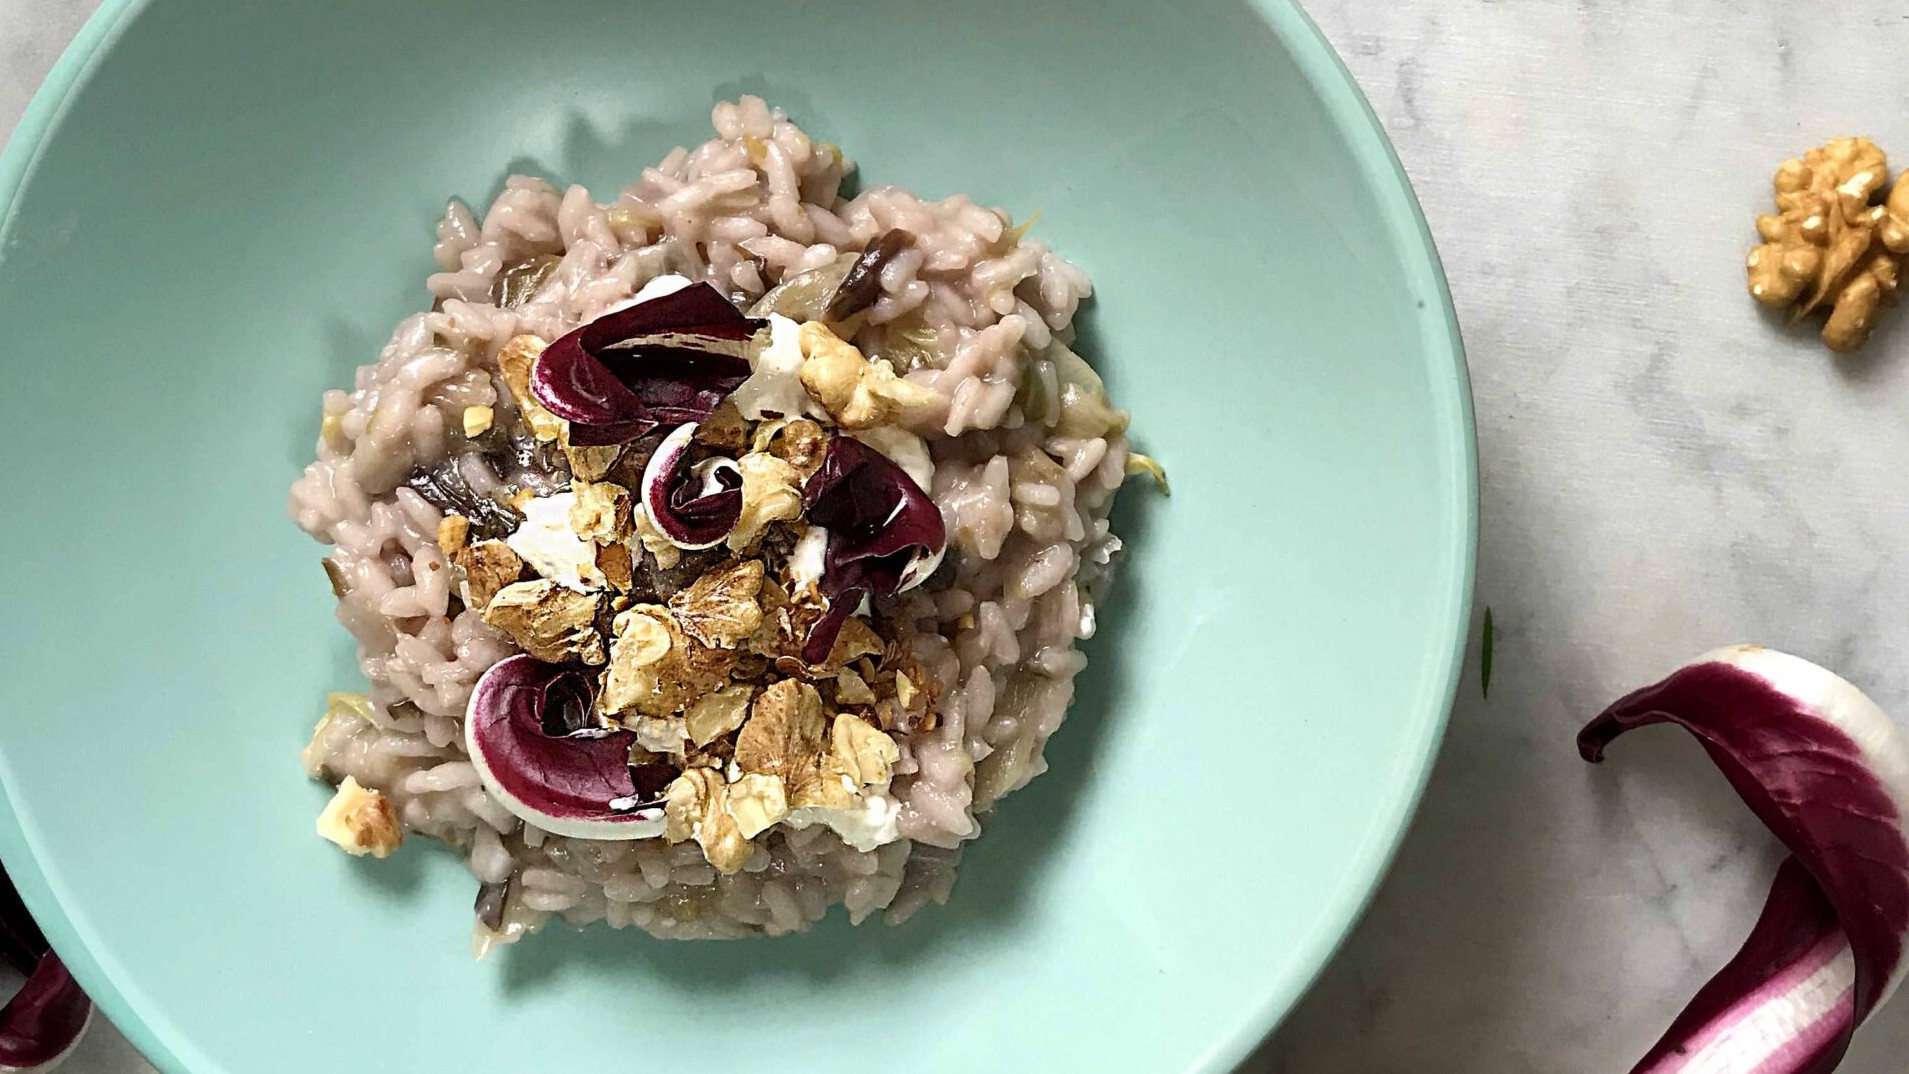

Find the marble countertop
[[9, 1, 1909, 1071]]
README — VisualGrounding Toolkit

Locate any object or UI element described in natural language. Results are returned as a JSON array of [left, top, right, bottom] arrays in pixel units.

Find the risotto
[[288, 97, 1159, 945]]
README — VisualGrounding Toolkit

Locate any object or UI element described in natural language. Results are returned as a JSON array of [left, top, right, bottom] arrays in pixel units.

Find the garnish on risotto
[[289, 97, 1162, 945]]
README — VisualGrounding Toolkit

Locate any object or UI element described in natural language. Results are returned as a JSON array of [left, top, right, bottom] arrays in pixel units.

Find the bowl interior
[[0, 1, 1471, 1071]]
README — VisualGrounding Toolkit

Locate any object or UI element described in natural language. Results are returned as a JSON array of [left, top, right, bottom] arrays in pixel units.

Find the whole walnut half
[[1748, 137, 1909, 353]]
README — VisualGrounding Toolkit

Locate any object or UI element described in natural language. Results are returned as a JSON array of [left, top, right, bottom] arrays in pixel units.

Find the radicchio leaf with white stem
[[465, 655, 672, 840], [798, 435, 947, 663], [638, 423, 743, 550], [529, 280, 758, 445], [1579, 646, 1909, 1074]]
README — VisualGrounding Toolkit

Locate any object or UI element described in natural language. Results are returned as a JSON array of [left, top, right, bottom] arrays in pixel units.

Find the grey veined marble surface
[[9, 2, 1909, 1071]]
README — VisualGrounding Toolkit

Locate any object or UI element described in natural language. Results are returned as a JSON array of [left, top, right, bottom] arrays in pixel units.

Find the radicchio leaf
[[0, 953, 90, 1074], [0, 868, 89, 1073], [799, 435, 947, 663], [639, 424, 743, 550], [465, 655, 666, 839], [1580, 646, 1909, 1074], [529, 281, 759, 444]]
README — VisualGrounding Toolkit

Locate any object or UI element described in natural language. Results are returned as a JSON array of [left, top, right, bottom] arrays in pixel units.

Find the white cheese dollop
[[598, 272, 693, 316], [731, 313, 817, 421], [788, 524, 829, 596], [784, 792, 902, 852], [505, 492, 605, 592]]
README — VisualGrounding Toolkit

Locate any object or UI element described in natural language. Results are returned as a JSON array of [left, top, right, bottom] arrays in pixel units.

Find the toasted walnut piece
[[560, 428, 622, 482], [813, 617, 885, 675], [596, 541, 634, 592], [796, 321, 938, 430], [790, 757, 858, 810], [1825, 243, 1903, 353], [895, 669, 920, 712], [462, 405, 495, 438], [727, 452, 804, 552], [633, 508, 682, 570], [452, 540, 525, 610], [599, 606, 675, 716], [693, 402, 750, 453], [316, 776, 403, 858], [735, 680, 829, 783], [483, 580, 608, 664], [436, 514, 471, 555], [725, 772, 790, 838], [835, 669, 877, 705], [751, 417, 830, 480], [497, 335, 564, 441], [829, 712, 900, 786], [599, 604, 737, 720], [627, 714, 688, 754], [1747, 138, 1909, 352], [684, 738, 734, 771], [569, 481, 632, 545], [686, 684, 755, 746], [663, 769, 752, 874], [669, 560, 765, 648]]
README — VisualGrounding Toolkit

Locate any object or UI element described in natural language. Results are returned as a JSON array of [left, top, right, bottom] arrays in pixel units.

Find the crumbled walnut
[[1748, 138, 1909, 352], [835, 669, 877, 705], [482, 580, 607, 664], [436, 514, 470, 555], [724, 772, 790, 839], [751, 417, 829, 480], [596, 541, 634, 592], [663, 768, 752, 874], [828, 712, 899, 787], [497, 335, 563, 441], [727, 452, 804, 552], [560, 429, 621, 482], [316, 776, 403, 858], [626, 714, 688, 754], [599, 604, 736, 719], [795, 321, 937, 430], [693, 401, 750, 453], [669, 560, 765, 648], [452, 539, 525, 610], [568, 481, 632, 545], [633, 508, 682, 570], [735, 680, 828, 784], [686, 683, 755, 746], [599, 605, 674, 715], [814, 617, 885, 675], [462, 405, 494, 438]]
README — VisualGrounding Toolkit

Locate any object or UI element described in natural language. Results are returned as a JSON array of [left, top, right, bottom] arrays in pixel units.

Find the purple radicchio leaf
[[799, 435, 947, 663], [529, 281, 759, 444], [639, 423, 743, 550], [1579, 646, 1909, 1074], [0, 867, 89, 1073], [465, 655, 670, 839], [0, 953, 90, 1073]]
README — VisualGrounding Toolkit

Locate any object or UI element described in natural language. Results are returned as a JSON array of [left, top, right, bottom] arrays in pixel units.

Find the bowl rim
[[0, 1, 1476, 1070]]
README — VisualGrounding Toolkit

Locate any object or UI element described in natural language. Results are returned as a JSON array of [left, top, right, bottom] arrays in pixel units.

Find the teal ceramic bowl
[[0, 1, 1472, 1070]]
